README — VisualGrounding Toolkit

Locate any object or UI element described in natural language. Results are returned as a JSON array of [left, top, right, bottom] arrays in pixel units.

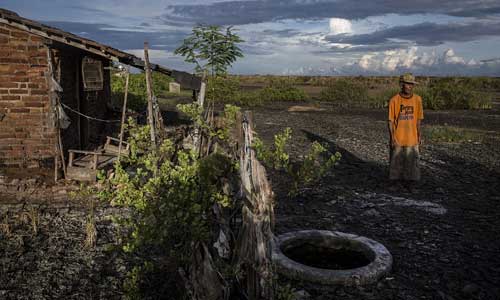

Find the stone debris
[[294, 289, 311, 300], [360, 192, 447, 215], [362, 208, 381, 217]]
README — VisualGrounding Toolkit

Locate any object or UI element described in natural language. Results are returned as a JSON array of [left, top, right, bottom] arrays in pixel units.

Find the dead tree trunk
[[234, 111, 275, 300]]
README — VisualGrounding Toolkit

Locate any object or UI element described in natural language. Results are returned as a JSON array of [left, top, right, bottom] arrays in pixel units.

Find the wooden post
[[76, 59, 81, 149], [57, 124, 67, 179], [47, 48, 66, 179], [144, 42, 156, 146], [118, 68, 130, 160], [54, 155, 58, 182]]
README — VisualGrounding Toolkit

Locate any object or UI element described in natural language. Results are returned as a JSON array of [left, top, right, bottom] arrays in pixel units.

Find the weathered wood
[[57, 129, 66, 178], [187, 242, 225, 300], [76, 58, 81, 149], [235, 111, 275, 300], [197, 83, 206, 107], [118, 69, 130, 160], [47, 48, 67, 180], [153, 94, 164, 139], [143, 42, 156, 146], [54, 155, 59, 182], [66, 166, 97, 182], [192, 73, 207, 152], [47, 48, 66, 178], [105, 136, 130, 156], [68, 149, 103, 155]]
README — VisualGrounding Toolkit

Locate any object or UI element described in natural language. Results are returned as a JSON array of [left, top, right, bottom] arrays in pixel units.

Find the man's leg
[[403, 145, 421, 192], [389, 145, 403, 180], [408, 145, 421, 181]]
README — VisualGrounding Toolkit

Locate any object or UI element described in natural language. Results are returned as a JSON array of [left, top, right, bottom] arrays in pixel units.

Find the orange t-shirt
[[388, 93, 424, 146]]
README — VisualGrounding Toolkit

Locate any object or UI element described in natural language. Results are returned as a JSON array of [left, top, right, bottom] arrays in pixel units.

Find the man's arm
[[388, 121, 396, 147], [417, 119, 422, 145], [417, 96, 423, 145]]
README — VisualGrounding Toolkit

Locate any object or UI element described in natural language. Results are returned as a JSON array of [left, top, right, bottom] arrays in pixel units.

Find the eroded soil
[[253, 101, 500, 300], [1, 98, 499, 299]]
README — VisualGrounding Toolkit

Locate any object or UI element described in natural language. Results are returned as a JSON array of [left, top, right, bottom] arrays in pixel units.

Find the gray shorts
[[389, 145, 420, 181]]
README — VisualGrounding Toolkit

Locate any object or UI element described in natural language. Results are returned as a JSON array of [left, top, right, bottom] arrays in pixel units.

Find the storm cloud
[[162, 0, 500, 26], [325, 21, 500, 47], [45, 21, 187, 51], [3, 0, 499, 75]]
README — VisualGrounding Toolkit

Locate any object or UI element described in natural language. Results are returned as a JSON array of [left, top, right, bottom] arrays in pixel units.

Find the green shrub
[[258, 86, 306, 102], [237, 91, 264, 106], [459, 77, 500, 90], [206, 76, 307, 106], [369, 78, 494, 111], [318, 79, 369, 106], [414, 86, 443, 110], [111, 72, 173, 111], [424, 125, 483, 143], [94, 106, 241, 297], [417, 80, 492, 110], [206, 76, 241, 103], [253, 127, 341, 197], [368, 87, 399, 108], [258, 78, 308, 102]]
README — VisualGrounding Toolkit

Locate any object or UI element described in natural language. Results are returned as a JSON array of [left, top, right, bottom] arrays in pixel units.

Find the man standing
[[388, 73, 423, 191]]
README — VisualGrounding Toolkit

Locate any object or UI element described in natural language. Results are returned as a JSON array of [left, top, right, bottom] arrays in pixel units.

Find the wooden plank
[[68, 149, 103, 155], [66, 166, 97, 182]]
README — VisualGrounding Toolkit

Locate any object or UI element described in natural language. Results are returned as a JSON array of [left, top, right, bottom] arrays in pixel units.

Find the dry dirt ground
[[252, 100, 500, 300], [1, 98, 499, 299]]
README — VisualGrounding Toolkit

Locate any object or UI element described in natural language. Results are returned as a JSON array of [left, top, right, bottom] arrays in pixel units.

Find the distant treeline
[[111, 73, 498, 110]]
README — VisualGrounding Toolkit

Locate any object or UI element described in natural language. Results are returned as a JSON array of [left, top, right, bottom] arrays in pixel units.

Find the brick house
[[0, 9, 200, 169]]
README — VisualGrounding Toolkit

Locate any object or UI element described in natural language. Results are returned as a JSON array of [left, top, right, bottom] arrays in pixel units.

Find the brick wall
[[0, 23, 55, 167]]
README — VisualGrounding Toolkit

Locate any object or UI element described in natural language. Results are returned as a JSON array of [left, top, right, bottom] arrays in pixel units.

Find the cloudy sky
[[3, 0, 500, 75]]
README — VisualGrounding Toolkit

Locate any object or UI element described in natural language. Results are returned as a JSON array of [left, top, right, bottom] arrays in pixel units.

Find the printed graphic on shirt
[[399, 105, 414, 121]]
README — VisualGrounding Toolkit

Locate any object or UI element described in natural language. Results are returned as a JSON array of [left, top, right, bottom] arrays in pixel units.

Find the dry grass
[[0, 215, 11, 237], [19, 206, 39, 235], [84, 200, 97, 248], [85, 218, 97, 248], [424, 125, 485, 143]]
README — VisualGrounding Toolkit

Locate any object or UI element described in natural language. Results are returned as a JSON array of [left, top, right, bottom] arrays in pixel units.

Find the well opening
[[272, 230, 393, 285], [282, 242, 373, 270]]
